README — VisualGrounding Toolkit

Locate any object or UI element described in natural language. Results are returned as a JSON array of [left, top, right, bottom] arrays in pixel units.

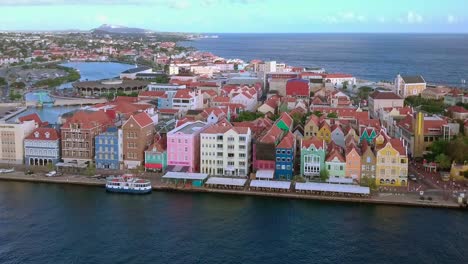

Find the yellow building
[[394, 74, 426, 98], [303, 115, 321, 139], [317, 122, 331, 143], [450, 163, 468, 181], [375, 137, 408, 186]]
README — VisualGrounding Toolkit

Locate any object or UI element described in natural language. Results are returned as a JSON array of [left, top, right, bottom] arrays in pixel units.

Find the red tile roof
[[277, 132, 295, 149], [389, 138, 406, 155], [19, 113, 42, 126], [25, 127, 60, 141], [301, 137, 324, 149], [213, 96, 230, 103], [62, 110, 113, 129], [130, 112, 154, 128], [138, 91, 166, 98], [369, 90, 402, 100], [260, 125, 284, 144], [286, 78, 309, 97], [326, 148, 345, 162], [174, 89, 193, 99], [447, 105, 468, 113]]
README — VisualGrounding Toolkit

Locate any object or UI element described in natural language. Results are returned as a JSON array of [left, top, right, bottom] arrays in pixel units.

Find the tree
[[0, 77, 6, 86], [447, 136, 468, 163], [435, 154, 451, 170], [327, 112, 338, 118], [312, 110, 323, 117], [357, 86, 373, 99], [235, 111, 264, 122], [342, 81, 348, 90], [293, 175, 306, 183], [11, 82, 26, 89], [319, 169, 329, 182], [360, 176, 377, 190], [86, 162, 96, 176]]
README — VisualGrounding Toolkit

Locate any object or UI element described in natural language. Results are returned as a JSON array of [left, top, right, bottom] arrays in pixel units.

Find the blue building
[[275, 132, 295, 180], [24, 127, 61, 167], [157, 90, 177, 109], [95, 127, 122, 170]]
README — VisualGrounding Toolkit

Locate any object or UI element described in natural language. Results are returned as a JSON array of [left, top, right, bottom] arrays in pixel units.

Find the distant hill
[[92, 24, 154, 35]]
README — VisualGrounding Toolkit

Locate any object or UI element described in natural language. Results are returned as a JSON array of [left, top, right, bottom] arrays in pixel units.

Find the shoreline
[[0, 174, 463, 210]]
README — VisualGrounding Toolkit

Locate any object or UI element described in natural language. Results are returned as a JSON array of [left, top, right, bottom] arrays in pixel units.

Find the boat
[[0, 168, 15, 174], [105, 174, 152, 194]]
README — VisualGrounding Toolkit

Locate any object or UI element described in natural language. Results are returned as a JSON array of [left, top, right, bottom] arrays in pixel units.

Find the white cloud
[[447, 15, 457, 24], [323, 12, 367, 24], [406, 11, 423, 24]]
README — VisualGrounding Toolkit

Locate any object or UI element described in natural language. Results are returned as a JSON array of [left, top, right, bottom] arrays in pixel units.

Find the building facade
[[167, 121, 207, 172], [61, 110, 113, 165], [375, 138, 408, 186], [24, 127, 60, 166], [122, 112, 155, 169], [200, 124, 251, 177], [95, 127, 122, 170], [275, 132, 295, 180], [394, 74, 426, 98], [300, 137, 326, 180], [0, 120, 37, 164]]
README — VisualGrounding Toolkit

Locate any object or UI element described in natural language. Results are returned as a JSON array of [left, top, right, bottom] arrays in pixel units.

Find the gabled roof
[[129, 112, 154, 128], [260, 125, 284, 144], [276, 112, 293, 129], [447, 105, 468, 113], [369, 90, 402, 100], [401, 75, 425, 84], [25, 127, 60, 141], [19, 113, 42, 126], [326, 148, 345, 162], [62, 110, 113, 129], [277, 132, 295, 149], [389, 138, 406, 155], [301, 137, 324, 149], [174, 89, 193, 99]]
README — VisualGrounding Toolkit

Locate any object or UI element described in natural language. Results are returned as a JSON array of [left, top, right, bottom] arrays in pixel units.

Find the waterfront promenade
[[0, 171, 462, 209]]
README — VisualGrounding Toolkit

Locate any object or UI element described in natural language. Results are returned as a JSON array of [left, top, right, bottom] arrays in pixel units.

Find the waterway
[[0, 181, 466, 264], [18, 62, 134, 124]]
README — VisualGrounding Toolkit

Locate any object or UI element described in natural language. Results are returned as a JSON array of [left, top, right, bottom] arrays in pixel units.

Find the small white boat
[[106, 174, 152, 194], [0, 168, 15, 174]]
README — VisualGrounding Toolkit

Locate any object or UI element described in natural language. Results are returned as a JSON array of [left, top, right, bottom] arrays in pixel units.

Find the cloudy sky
[[0, 0, 467, 33]]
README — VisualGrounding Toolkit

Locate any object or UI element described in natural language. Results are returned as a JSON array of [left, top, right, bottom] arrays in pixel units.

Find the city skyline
[[0, 0, 467, 33]]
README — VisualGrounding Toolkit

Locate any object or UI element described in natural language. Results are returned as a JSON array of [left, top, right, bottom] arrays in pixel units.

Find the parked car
[[46, 171, 57, 177]]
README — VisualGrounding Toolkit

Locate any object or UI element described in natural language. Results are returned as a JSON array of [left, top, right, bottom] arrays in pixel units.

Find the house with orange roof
[[172, 89, 203, 112], [360, 141, 376, 181], [24, 127, 60, 166], [200, 123, 252, 177], [257, 95, 280, 115], [300, 137, 326, 180], [231, 90, 257, 111], [345, 144, 361, 181], [61, 110, 114, 165], [396, 112, 459, 158], [253, 125, 285, 171], [275, 112, 294, 132], [447, 105, 468, 120], [122, 112, 156, 168], [325, 143, 346, 179], [375, 136, 408, 186], [304, 114, 322, 139], [275, 132, 296, 180], [145, 134, 168, 172]]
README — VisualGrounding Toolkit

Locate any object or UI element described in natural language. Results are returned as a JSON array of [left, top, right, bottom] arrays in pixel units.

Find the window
[[366, 157, 371, 163]]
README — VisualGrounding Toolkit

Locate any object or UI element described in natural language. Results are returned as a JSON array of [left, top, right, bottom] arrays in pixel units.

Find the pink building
[[166, 121, 208, 173]]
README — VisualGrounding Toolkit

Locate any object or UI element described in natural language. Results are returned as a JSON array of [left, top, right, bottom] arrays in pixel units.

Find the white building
[[0, 120, 36, 164], [265, 61, 277, 73], [172, 89, 203, 112], [169, 64, 179, 75], [148, 83, 186, 91], [200, 124, 251, 177]]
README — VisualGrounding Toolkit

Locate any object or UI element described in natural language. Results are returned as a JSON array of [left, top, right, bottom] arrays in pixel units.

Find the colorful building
[[24, 127, 60, 166], [394, 74, 426, 98], [275, 132, 295, 180], [325, 144, 346, 179], [122, 112, 155, 169], [375, 136, 408, 186], [253, 125, 284, 171], [318, 121, 331, 143], [345, 144, 361, 181], [61, 110, 114, 165], [0, 120, 36, 164], [200, 123, 252, 177], [167, 121, 208, 173], [304, 115, 321, 139], [360, 141, 376, 181], [95, 127, 122, 170], [331, 124, 345, 148], [144, 135, 167, 172], [300, 137, 326, 180]]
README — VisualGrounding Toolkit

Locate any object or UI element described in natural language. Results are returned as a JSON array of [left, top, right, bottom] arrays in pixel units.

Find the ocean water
[[0, 182, 466, 264], [181, 33, 468, 86]]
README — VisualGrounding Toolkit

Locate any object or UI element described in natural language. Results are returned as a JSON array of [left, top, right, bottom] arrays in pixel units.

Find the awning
[[145, 163, 163, 169]]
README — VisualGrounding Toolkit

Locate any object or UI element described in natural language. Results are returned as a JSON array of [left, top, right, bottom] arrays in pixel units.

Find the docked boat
[[105, 174, 152, 194]]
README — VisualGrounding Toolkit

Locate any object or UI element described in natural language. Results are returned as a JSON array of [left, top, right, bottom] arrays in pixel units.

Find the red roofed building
[[321, 73, 355, 88], [24, 127, 60, 166], [447, 105, 468, 120], [122, 112, 155, 168], [286, 78, 310, 98], [396, 112, 459, 158], [61, 110, 114, 164], [19, 113, 43, 127], [275, 132, 296, 180]]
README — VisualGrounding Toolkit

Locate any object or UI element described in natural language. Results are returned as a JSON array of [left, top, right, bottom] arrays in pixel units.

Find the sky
[[0, 0, 467, 33]]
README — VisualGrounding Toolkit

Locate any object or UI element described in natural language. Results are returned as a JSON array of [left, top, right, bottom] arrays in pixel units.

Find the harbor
[[0, 171, 462, 209]]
